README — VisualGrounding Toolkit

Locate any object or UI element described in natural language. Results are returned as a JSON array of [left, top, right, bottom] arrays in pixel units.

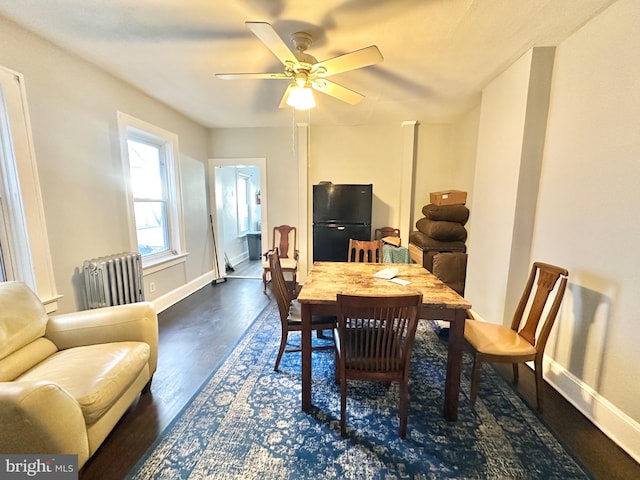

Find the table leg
[[301, 302, 312, 412], [443, 308, 466, 421]]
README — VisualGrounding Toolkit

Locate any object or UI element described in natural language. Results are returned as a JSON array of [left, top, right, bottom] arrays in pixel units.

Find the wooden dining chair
[[268, 250, 335, 371], [334, 292, 423, 438], [262, 225, 298, 295], [464, 262, 569, 412], [347, 239, 383, 263]]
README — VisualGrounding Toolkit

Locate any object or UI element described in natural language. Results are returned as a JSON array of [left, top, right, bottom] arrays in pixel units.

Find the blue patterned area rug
[[127, 303, 591, 479]]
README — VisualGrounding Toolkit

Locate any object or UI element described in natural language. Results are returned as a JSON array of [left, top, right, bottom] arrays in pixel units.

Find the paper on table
[[373, 267, 399, 279], [390, 277, 411, 286]]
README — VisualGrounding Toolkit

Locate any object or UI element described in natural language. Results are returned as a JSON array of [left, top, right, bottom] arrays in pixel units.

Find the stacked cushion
[[411, 203, 470, 250], [410, 203, 470, 295], [415, 218, 467, 242], [422, 204, 469, 224]]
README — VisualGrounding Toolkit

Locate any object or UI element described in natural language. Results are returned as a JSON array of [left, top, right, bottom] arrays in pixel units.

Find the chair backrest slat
[[337, 293, 422, 373], [512, 262, 569, 347], [348, 239, 383, 263], [268, 249, 292, 324], [273, 225, 296, 260]]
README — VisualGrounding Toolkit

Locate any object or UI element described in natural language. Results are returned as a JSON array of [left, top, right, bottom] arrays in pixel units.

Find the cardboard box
[[430, 190, 467, 206]]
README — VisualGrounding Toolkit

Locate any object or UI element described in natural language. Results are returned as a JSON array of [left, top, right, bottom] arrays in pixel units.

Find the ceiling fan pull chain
[[291, 107, 296, 154]]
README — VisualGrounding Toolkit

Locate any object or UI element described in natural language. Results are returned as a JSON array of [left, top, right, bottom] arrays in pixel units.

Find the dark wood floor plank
[[79, 277, 639, 479], [79, 278, 271, 480]]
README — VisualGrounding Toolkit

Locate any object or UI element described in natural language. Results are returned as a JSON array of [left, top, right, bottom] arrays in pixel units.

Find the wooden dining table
[[297, 261, 472, 421]]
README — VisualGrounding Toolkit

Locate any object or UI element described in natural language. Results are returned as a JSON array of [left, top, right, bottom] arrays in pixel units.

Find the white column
[[297, 121, 309, 284], [399, 121, 419, 243]]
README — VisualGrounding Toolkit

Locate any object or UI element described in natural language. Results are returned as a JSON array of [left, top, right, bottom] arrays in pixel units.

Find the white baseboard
[[151, 271, 217, 313], [466, 313, 639, 463], [229, 251, 249, 268], [543, 356, 640, 464]]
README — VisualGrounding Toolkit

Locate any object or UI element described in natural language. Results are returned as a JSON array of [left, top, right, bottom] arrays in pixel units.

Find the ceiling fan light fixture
[[286, 84, 316, 110]]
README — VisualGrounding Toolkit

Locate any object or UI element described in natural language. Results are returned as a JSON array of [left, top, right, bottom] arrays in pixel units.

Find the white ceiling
[[0, 0, 616, 128]]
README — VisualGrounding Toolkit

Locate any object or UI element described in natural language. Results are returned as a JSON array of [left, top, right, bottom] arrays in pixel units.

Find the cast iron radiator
[[83, 252, 144, 308]]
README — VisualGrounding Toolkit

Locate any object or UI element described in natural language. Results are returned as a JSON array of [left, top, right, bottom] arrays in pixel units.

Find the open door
[[208, 158, 268, 280]]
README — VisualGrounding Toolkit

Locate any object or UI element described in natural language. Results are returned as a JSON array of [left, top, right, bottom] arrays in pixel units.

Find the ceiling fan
[[216, 22, 383, 109]]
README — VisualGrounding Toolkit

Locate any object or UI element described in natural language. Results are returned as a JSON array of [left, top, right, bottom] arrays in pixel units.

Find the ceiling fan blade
[[278, 84, 294, 109], [313, 45, 383, 77], [311, 79, 364, 105], [246, 21, 299, 67], [216, 73, 288, 80]]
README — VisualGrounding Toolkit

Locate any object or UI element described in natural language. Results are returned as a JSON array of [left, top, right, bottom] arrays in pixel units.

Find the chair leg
[[534, 358, 544, 412], [512, 362, 520, 384], [340, 374, 347, 437], [262, 269, 269, 294], [470, 355, 482, 405], [142, 376, 153, 394], [398, 380, 409, 439], [274, 327, 288, 372]]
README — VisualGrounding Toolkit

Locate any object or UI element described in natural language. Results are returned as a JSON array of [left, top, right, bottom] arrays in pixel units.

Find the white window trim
[[0, 66, 59, 311], [117, 111, 187, 271], [236, 172, 250, 237]]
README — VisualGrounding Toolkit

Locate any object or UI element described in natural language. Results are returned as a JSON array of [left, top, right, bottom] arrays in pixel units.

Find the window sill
[[142, 252, 189, 275], [42, 294, 64, 314]]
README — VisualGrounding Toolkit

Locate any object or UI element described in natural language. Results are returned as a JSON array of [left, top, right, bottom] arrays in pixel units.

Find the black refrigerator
[[313, 183, 372, 262]]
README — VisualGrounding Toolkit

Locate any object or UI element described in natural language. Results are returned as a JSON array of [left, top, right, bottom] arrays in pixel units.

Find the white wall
[[465, 0, 640, 460], [465, 50, 534, 324], [450, 106, 481, 209], [309, 122, 480, 248], [210, 127, 299, 231], [531, 0, 640, 455], [410, 110, 481, 236], [209, 123, 478, 281], [0, 16, 213, 312], [310, 124, 404, 231]]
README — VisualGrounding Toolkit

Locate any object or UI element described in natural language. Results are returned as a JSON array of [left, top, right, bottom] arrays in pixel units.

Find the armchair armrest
[[0, 381, 90, 463], [45, 302, 159, 375]]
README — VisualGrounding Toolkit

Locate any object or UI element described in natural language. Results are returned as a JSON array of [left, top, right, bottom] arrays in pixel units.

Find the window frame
[[0, 66, 59, 310], [117, 111, 187, 272], [236, 172, 251, 236]]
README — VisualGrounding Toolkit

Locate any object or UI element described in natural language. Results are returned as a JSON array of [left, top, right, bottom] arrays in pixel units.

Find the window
[[0, 66, 58, 310], [128, 139, 169, 255], [237, 173, 250, 235], [118, 112, 186, 270]]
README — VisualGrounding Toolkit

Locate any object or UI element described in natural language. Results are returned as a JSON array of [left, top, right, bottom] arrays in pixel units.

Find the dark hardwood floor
[[225, 258, 262, 278], [79, 277, 638, 479], [79, 277, 271, 480]]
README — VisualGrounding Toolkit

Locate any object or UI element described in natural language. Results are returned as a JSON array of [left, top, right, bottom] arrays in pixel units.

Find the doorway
[[208, 158, 268, 280]]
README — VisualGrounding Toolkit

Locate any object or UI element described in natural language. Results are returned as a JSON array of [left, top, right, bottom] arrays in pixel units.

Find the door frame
[[208, 157, 268, 279]]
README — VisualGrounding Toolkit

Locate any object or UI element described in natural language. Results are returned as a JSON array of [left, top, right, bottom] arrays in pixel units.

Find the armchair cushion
[[0, 338, 58, 382], [0, 282, 48, 360], [17, 341, 150, 424]]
